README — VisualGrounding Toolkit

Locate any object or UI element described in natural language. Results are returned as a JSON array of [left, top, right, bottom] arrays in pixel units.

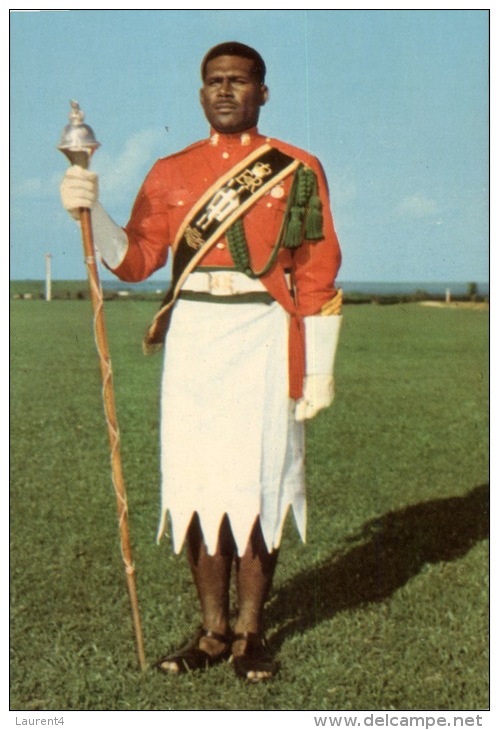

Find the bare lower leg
[[232, 520, 279, 680], [156, 514, 234, 673], [186, 514, 234, 654], [234, 519, 278, 641]]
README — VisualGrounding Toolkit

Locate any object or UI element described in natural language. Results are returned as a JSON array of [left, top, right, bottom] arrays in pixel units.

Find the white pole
[[45, 253, 52, 302]]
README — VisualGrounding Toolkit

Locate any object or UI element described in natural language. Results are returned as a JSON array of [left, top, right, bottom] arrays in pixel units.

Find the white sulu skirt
[[156, 297, 306, 556]]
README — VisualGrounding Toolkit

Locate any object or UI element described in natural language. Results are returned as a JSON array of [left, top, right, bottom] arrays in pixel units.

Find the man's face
[[200, 55, 268, 134]]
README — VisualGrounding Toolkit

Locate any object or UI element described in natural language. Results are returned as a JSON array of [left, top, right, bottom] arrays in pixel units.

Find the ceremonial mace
[[58, 101, 147, 671]]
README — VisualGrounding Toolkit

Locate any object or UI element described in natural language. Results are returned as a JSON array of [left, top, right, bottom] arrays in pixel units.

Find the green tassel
[[304, 194, 324, 240], [227, 219, 253, 276], [226, 164, 324, 274], [284, 206, 304, 249], [295, 168, 312, 206]]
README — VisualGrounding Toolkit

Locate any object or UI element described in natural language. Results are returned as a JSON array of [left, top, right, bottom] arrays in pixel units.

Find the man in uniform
[[60, 41, 342, 682]]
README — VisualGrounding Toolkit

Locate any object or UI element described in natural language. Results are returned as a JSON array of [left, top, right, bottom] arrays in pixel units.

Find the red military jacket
[[111, 127, 342, 398]]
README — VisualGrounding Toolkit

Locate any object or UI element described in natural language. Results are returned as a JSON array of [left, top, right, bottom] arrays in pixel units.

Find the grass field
[[10, 297, 489, 711]]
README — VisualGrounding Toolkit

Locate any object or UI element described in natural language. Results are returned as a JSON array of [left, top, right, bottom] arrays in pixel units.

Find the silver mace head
[[57, 100, 100, 169]]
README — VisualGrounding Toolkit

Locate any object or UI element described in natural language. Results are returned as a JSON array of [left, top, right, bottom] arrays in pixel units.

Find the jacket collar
[[209, 126, 260, 147]]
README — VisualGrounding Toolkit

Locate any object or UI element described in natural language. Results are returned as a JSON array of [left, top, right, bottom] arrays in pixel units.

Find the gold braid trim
[[321, 289, 343, 316]]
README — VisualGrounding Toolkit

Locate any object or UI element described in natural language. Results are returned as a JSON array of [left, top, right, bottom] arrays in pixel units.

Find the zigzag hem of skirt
[[156, 499, 306, 556]]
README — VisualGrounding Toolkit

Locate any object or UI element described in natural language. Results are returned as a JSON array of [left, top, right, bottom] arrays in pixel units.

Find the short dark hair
[[201, 42, 266, 83]]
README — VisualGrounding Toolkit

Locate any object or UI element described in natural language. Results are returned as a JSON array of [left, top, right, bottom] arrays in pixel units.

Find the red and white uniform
[[109, 127, 342, 555]]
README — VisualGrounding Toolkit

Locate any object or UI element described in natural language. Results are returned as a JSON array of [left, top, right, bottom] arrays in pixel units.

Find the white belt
[[182, 270, 268, 297]]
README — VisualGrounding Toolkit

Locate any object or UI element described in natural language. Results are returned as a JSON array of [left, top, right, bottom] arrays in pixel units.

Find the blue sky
[[10, 9, 489, 284]]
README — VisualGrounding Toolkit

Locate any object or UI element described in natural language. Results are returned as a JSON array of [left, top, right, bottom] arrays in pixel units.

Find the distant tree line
[[11, 282, 488, 305]]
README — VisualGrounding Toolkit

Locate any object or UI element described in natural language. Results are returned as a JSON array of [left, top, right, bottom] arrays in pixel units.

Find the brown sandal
[[154, 627, 232, 674], [232, 632, 279, 682]]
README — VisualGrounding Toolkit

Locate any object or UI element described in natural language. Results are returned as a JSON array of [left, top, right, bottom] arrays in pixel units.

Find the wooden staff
[[58, 101, 147, 671]]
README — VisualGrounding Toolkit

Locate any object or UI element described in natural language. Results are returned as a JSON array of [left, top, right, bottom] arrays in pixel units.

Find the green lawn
[[10, 298, 489, 710]]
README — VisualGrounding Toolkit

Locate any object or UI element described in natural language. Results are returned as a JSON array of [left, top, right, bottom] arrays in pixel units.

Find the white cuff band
[[304, 314, 343, 375], [90, 202, 129, 270]]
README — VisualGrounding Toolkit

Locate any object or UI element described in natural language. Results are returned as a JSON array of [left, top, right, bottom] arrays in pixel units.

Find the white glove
[[91, 203, 129, 269], [295, 374, 335, 421], [294, 312, 342, 421], [60, 165, 98, 220]]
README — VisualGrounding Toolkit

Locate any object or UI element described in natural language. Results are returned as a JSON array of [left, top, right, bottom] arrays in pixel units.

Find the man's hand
[[60, 165, 98, 220], [295, 374, 335, 421]]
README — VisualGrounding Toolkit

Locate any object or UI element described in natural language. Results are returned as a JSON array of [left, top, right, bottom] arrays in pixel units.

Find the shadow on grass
[[268, 483, 489, 646]]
